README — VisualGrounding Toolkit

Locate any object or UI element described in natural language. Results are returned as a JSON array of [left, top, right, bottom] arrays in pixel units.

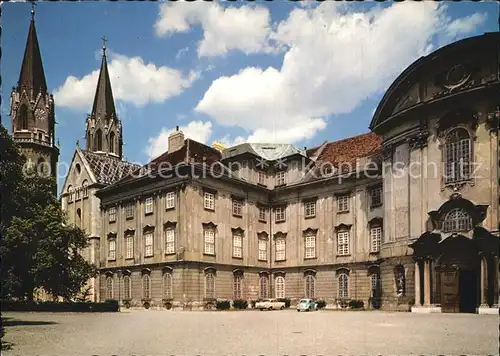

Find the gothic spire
[[17, 5, 47, 94], [90, 37, 117, 120]]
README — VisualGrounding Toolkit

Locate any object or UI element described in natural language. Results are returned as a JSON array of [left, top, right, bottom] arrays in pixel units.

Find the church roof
[[18, 11, 47, 94], [90, 47, 116, 120], [82, 150, 141, 185], [221, 143, 306, 161]]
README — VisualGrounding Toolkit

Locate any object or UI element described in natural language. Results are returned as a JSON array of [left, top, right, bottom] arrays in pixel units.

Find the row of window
[[67, 181, 89, 203], [108, 227, 176, 260], [105, 270, 386, 301]]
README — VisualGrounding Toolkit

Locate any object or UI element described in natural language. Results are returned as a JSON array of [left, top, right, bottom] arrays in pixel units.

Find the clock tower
[[9, 7, 59, 179]]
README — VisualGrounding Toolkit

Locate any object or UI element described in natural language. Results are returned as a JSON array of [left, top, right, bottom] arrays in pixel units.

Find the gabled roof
[[222, 143, 307, 161], [82, 150, 141, 185], [18, 11, 47, 94], [91, 48, 116, 120]]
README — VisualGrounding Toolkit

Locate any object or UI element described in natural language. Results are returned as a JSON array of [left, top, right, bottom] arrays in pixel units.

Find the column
[[480, 257, 487, 307], [414, 261, 421, 306], [423, 260, 431, 306], [493, 255, 499, 307]]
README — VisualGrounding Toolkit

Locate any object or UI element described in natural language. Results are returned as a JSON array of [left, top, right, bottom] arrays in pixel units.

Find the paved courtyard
[[2, 310, 498, 356]]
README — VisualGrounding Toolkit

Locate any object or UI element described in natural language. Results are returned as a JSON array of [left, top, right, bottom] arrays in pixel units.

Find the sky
[[1, 0, 498, 188]]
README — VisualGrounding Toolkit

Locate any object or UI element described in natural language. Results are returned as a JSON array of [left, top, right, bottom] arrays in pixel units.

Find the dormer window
[[276, 171, 286, 186], [442, 208, 472, 233]]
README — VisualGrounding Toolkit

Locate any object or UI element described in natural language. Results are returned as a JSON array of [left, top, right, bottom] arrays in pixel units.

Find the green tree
[[0, 124, 97, 301]]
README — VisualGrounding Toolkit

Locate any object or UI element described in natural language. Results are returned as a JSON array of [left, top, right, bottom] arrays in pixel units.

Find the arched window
[[106, 276, 113, 299], [370, 272, 381, 298], [76, 208, 82, 227], [109, 131, 116, 154], [233, 274, 243, 300], [123, 275, 131, 300], [163, 273, 172, 299], [19, 104, 28, 130], [275, 276, 285, 299], [442, 208, 472, 233], [338, 273, 349, 298], [304, 274, 315, 299], [444, 128, 471, 184], [259, 275, 268, 299], [67, 185, 74, 203], [142, 274, 151, 299], [395, 265, 405, 297], [82, 180, 89, 198], [37, 158, 47, 176], [95, 129, 103, 151], [205, 272, 215, 299]]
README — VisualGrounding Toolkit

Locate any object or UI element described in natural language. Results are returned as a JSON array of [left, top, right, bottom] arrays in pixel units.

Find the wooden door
[[441, 267, 460, 313]]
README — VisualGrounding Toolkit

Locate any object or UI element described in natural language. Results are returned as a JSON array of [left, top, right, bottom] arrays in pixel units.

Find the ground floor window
[[205, 272, 215, 299], [163, 273, 173, 299], [275, 276, 285, 299], [142, 274, 151, 299], [123, 275, 131, 300], [338, 273, 349, 298], [233, 274, 243, 299], [305, 274, 315, 299], [259, 275, 269, 299], [106, 276, 113, 299]]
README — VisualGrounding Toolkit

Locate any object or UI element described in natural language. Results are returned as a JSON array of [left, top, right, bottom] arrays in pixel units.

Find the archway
[[436, 235, 479, 313]]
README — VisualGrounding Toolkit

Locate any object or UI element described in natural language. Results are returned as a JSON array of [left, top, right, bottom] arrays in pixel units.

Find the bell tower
[[10, 6, 59, 178], [85, 37, 123, 159]]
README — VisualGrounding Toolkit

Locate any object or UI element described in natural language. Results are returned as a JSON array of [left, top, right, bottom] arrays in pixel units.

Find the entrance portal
[[458, 269, 477, 313]]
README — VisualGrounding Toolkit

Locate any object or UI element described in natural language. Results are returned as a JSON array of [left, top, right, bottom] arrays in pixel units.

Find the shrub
[[232, 299, 248, 310], [215, 300, 231, 310], [316, 300, 327, 309], [0, 299, 119, 312], [277, 298, 291, 308], [348, 299, 364, 309]]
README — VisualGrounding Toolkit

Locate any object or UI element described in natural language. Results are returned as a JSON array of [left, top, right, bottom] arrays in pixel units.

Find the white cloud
[[146, 121, 213, 160], [196, 2, 485, 144], [445, 12, 487, 38], [154, 0, 275, 57], [54, 52, 198, 110]]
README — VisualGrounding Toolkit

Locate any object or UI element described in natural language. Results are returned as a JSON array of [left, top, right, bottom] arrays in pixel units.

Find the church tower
[[10, 7, 59, 178], [85, 39, 123, 159]]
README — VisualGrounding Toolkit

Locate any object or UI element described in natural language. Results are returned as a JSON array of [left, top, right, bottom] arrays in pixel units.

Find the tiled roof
[[82, 150, 141, 185]]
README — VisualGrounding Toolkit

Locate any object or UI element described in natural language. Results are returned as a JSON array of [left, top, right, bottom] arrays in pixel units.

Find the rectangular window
[[258, 206, 266, 222], [275, 206, 286, 222], [204, 230, 215, 255], [275, 239, 286, 261], [337, 231, 350, 256], [144, 232, 154, 257], [258, 171, 266, 185], [304, 201, 316, 218], [337, 195, 349, 212], [232, 199, 243, 217], [204, 192, 215, 211], [109, 207, 116, 223], [258, 238, 267, 261], [275, 171, 286, 186], [370, 226, 382, 253], [145, 197, 154, 215], [125, 204, 135, 219], [305, 235, 316, 259], [125, 235, 134, 259], [108, 239, 116, 260], [232, 234, 243, 258], [165, 229, 175, 254], [165, 191, 175, 210], [370, 186, 383, 208]]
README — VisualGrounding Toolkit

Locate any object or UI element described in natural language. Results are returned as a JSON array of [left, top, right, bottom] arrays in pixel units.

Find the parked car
[[296, 298, 317, 312], [255, 298, 286, 310]]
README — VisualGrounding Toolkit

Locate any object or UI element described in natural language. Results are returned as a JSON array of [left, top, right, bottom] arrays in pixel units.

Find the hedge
[[1, 299, 120, 312]]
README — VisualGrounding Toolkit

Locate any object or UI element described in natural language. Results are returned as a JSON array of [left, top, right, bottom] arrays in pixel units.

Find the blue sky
[[2, 0, 498, 188]]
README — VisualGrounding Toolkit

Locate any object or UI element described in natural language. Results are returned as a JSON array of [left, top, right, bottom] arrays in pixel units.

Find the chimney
[[168, 126, 185, 153]]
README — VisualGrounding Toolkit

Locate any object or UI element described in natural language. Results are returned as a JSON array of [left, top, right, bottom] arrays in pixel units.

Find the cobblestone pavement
[[2, 310, 498, 356]]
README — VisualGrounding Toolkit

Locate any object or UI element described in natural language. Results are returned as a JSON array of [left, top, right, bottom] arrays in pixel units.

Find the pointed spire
[[18, 4, 47, 94], [90, 37, 116, 120]]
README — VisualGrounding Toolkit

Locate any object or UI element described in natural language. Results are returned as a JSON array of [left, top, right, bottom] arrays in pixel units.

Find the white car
[[296, 298, 318, 312], [255, 298, 286, 310]]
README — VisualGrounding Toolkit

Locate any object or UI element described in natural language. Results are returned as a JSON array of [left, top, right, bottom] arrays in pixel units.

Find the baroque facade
[[9, 9, 59, 181], [61, 32, 499, 312]]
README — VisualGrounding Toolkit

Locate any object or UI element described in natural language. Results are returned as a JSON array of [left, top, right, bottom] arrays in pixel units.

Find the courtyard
[[2, 310, 498, 355]]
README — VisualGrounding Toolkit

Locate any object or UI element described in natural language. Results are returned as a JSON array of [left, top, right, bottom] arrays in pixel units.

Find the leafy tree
[[0, 124, 97, 301]]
